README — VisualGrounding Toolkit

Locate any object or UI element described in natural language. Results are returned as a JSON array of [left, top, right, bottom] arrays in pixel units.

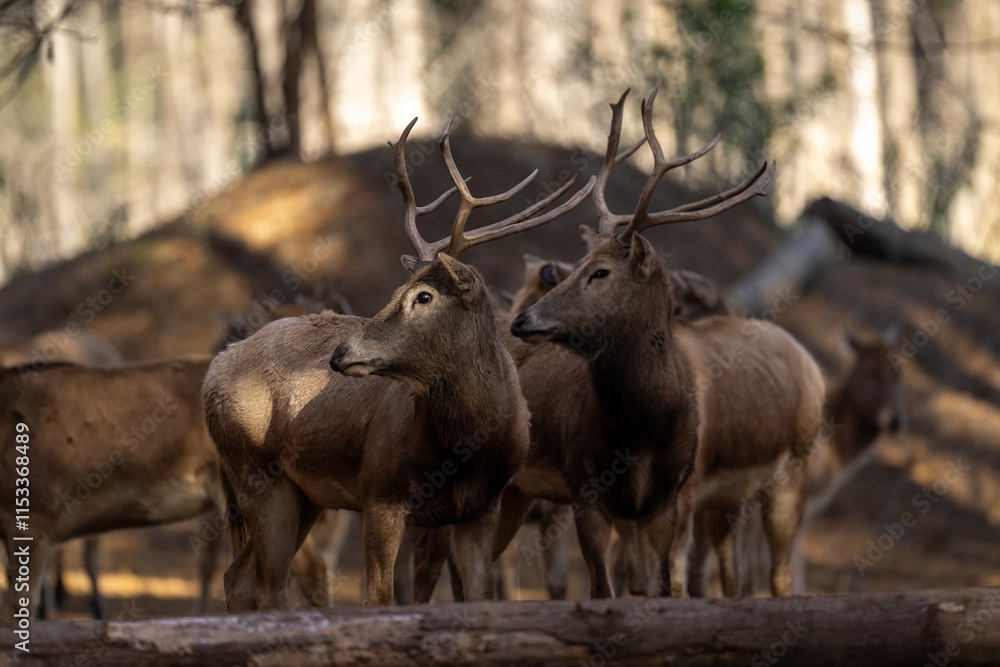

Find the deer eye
[[415, 292, 433, 305], [589, 269, 610, 282]]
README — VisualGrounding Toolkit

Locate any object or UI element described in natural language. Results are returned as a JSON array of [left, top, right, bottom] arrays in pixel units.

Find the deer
[[505, 88, 826, 599], [0, 329, 124, 619], [722, 327, 906, 596], [201, 115, 595, 609], [495, 257, 736, 600], [0, 349, 335, 619], [0, 355, 223, 618]]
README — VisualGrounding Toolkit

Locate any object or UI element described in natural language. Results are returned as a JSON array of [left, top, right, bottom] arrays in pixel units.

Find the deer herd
[[1, 89, 906, 619]]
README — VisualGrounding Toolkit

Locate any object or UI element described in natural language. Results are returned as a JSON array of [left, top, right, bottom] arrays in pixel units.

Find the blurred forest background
[[0, 0, 998, 280]]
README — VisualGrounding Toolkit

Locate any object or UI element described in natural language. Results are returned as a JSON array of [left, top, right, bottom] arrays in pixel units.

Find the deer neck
[[422, 320, 512, 452], [589, 284, 693, 439]]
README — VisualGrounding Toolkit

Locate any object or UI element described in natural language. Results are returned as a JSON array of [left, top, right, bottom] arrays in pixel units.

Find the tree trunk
[[233, 0, 274, 161], [12, 588, 1000, 666], [282, 0, 304, 157], [299, 0, 333, 153]]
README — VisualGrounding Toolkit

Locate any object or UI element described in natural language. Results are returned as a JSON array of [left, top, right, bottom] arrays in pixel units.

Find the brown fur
[[0, 329, 124, 619], [736, 329, 906, 595], [510, 230, 825, 598], [0, 356, 219, 618], [203, 255, 531, 608]]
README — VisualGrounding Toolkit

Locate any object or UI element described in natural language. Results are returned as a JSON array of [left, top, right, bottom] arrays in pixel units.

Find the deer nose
[[510, 313, 528, 336], [330, 344, 348, 372], [888, 415, 902, 433]]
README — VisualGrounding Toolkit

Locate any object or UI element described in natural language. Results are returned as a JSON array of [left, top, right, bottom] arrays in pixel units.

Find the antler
[[595, 88, 776, 243], [594, 89, 647, 235], [391, 116, 596, 264]]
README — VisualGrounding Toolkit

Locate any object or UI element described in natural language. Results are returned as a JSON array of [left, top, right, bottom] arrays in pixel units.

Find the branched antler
[[594, 89, 647, 235], [593, 88, 776, 243], [391, 116, 596, 264]]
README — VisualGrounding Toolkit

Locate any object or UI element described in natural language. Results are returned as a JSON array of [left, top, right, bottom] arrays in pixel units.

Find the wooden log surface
[[5, 588, 1000, 666]]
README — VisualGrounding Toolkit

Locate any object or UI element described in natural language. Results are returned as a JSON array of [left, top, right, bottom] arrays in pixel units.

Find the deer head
[[330, 116, 595, 386], [511, 88, 774, 353], [845, 327, 906, 434]]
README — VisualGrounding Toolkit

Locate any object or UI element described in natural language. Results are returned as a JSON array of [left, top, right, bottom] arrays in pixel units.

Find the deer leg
[[310, 510, 354, 605], [81, 537, 104, 618], [51, 547, 67, 612], [412, 527, 451, 603], [446, 550, 465, 601], [538, 503, 570, 600], [223, 543, 257, 612], [704, 509, 741, 597], [741, 514, 766, 597], [360, 503, 406, 606], [290, 534, 328, 608], [246, 480, 317, 610], [637, 501, 679, 598], [451, 497, 501, 602], [393, 527, 417, 605], [668, 501, 693, 598], [686, 511, 712, 598], [193, 510, 221, 615], [575, 508, 614, 599], [761, 459, 807, 597]]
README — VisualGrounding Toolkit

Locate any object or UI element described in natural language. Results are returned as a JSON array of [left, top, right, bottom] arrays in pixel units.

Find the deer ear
[[437, 253, 476, 292], [523, 253, 545, 269], [401, 255, 420, 273], [579, 225, 601, 250], [628, 234, 658, 280]]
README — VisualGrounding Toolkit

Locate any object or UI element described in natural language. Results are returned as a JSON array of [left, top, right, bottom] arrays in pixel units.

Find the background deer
[[202, 116, 594, 609], [722, 327, 907, 596], [1, 356, 222, 618], [508, 89, 825, 598], [0, 329, 123, 619]]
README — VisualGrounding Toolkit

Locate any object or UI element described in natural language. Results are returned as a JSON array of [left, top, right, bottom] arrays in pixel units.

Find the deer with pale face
[[202, 116, 594, 608]]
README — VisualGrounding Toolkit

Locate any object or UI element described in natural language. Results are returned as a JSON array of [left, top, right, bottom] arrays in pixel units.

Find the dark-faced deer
[[508, 89, 825, 599], [497, 258, 736, 600], [202, 116, 594, 609]]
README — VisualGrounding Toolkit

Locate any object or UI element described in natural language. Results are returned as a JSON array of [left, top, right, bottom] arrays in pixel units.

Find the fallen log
[[806, 196, 957, 269], [725, 218, 841, 316], [6, 588, 1000, 666]]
